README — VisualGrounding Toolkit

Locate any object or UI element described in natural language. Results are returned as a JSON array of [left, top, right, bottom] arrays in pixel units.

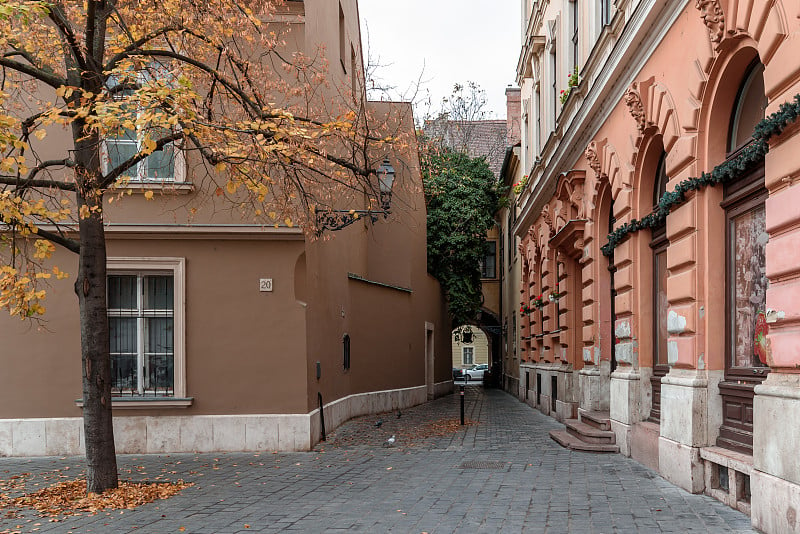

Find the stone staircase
[[549, 409, 620, 453]]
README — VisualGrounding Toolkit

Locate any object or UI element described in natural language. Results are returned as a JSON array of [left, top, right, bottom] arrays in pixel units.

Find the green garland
[[600, 94, 800, 257]]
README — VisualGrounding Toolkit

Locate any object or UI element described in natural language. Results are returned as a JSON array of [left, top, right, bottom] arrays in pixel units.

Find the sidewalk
[[0, 387, 756, 533]]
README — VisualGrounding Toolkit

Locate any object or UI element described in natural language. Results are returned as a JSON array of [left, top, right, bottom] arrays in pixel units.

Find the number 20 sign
[[259, 278, 273, 292]]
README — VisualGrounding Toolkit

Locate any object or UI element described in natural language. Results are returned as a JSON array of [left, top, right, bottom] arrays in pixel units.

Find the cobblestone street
[[1, 387, 756, 533]]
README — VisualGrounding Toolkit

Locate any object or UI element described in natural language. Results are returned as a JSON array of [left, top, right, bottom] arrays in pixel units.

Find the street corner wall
[[0, 236, 310, 420], [302, 101, 451, 438], [0, 246, 81, 420]]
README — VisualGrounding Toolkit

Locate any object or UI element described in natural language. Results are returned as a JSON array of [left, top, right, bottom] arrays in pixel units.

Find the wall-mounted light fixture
[[315, 157, 396, 234]]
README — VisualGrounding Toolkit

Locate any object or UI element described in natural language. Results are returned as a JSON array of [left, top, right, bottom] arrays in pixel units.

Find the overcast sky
[[358, 1, 521, 120]]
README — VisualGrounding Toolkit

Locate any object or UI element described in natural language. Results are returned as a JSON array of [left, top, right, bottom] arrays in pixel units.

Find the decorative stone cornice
[[585, 142, 601, 177], [695, 0, 725, 44], [624, 82, 647, 133]]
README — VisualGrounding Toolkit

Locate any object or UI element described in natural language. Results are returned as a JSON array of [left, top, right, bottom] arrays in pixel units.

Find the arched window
[[649, 150, 669, 423], [728, 62, 767, 152], [717, 58, 768, 454]]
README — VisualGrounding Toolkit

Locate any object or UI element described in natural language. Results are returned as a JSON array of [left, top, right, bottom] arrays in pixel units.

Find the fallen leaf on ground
[[0, 477, 193, 519]]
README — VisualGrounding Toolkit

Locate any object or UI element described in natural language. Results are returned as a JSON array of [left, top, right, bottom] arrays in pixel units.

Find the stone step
[[578, 408, 611, 431], [565, 419, 617, 444], [549, 429, 620, 453]]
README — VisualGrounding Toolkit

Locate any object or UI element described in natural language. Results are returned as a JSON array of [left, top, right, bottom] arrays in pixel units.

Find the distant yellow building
[[451, 326, 489, 369]]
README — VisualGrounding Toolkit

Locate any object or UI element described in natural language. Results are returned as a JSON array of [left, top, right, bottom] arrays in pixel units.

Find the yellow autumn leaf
[[226, 181, 237, 194], [79, 205, 91, 219], [34, 129, 47, 141], [32, 240, 55, 260], [52, 266, 69, 280], [143, 137, 156, 154], [143, 190, 154, 200], [284, 217, 293, 227]]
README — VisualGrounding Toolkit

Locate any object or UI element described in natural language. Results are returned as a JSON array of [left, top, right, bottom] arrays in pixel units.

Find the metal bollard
[[318, 392, 326, 441], [460, 384, 465, 425]]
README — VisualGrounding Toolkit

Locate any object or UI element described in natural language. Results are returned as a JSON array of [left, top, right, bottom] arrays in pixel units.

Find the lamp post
[[315, 157, 396, 233]]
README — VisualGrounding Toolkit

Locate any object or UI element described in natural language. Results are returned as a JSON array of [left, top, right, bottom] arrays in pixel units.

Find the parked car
[[464, 363, 489, 381], [452, 368, 464, 381]]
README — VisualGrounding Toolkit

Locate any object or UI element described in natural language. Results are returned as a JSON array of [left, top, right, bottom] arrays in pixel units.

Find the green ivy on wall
[[421, 142, 506, 327], [600, 93, 800, 257]]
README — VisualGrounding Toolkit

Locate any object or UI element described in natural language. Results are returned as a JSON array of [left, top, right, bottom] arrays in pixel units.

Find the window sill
[[75, 397, 193, 409], [114, 181, 195, 194]]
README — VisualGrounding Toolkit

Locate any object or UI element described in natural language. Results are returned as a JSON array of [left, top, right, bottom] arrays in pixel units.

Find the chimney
[[505, 86, 522, 145]]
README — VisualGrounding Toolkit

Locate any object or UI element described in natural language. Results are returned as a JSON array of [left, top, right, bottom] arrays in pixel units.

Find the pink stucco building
[[506, 0, 800, 531]]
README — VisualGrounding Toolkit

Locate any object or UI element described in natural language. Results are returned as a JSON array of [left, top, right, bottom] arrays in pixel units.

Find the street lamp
[[315, 157, 396, 234], [378, 157, 395, 211]]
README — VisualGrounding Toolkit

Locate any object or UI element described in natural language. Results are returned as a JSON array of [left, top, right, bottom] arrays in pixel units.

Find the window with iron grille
[[108, 273, 175, 396], [106, 257, 185, 400]]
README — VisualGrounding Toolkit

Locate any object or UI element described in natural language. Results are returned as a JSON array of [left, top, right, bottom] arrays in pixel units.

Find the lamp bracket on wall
[[314, 158, 395, 234]]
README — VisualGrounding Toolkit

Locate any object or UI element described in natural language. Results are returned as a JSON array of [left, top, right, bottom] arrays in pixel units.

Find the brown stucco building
[[0, 0, 451, 456]]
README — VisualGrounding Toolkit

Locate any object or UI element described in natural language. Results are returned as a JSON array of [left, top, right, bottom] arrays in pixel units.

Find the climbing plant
[[601, 94, 800, 256], [421, 140, 505, 327]]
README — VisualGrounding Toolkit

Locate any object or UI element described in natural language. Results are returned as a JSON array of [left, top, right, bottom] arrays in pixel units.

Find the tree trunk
[[76, 199, 118, 493], [73, 113, 118, 492]]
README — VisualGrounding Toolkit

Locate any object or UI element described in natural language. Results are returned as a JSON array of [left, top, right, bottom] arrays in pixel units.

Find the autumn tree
[[0, 0, 398, 493]]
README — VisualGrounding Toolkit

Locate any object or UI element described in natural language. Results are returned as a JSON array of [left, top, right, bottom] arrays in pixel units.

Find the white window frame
[[105, 257, 189, 408], [462, 346, 475, 366], [101, 72, 187, 186], [570, 0, 579, 71], [480, 240, 498, 280], [549, 41, 558, 129]]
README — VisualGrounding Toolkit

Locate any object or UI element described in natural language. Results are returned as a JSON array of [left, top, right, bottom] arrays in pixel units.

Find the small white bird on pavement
[[384, 435, 396, 447]]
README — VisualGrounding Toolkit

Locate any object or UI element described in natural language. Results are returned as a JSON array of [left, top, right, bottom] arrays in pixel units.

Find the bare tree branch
[[0, 56, 66, 88], [47, 2, 91, 76], [0, 177, 77, 191], [34, 226, 80, 254], [99, 132, 184, 189]]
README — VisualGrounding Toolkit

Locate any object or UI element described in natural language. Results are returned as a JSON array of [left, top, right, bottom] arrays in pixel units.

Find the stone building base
[[578, 366, 609, 412], [631, 421, 660, 472], [0, 384, 435, 457], [752, 469, 800, 534], [751, 374, 800, 533], [659, 436, 704, 493]]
